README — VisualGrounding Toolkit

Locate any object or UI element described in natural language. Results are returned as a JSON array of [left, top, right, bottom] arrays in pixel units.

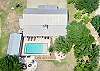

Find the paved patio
[[35, 53, 56, 60], [36, 48, 76, 71]]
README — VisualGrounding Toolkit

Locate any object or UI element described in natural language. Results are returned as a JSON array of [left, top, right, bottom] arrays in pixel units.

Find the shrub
[[73, 0, 99, 13], [91, 15, 100, 36]]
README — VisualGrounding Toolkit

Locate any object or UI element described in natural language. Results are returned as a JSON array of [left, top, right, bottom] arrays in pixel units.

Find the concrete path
[[95, 2, 100, 15], [86, 22, 100, 45]]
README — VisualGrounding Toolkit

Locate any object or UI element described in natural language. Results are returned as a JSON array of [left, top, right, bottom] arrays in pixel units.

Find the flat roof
[[7, 33, 22, 55]]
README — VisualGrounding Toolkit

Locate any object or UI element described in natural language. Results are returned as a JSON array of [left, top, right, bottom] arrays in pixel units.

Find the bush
[[53, 36, 72, 53], [9, 0, 26, 14], [91, 15, 100, 36], [67, 0, 74, 4], [0, 55, 22, 71], [74, 10, 91, 23], [73, 0, 99, 13], [74, 45, 100, 71], [48, 47, 54, 53]]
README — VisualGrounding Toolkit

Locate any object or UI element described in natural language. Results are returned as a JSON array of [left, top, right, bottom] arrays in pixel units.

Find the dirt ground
[[0, 0, 21, 33], [0, 0, 9, 11], [6, 10, 20, 33], [36, 48, 76, 71]]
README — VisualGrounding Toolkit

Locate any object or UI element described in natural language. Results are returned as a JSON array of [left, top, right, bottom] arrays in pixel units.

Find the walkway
[[95, 2, 100, 15], [86, 22, 100, 45]]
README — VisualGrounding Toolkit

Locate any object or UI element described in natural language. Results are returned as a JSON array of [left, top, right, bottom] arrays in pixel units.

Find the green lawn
[[52, 59, 67, 66], [0, 11, 9, 58], [0, 17, 1, 37], [9, 0, 26, 15], [0, 0, 26, 58], [0, 11, 7, 28], [0, 32, 9, 58]]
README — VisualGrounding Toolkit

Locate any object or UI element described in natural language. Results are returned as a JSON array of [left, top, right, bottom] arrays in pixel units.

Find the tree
[[74, 45, 99, 71], [74, 10, 91, 24], [0, 55, 22, 71], [67, 21, 95, 58], [9, 0, 26, 14], [67, 0, 74, 4], [48, 47, 54, 53], [53, 36, 72, 53], [73, 0, 99, 13], [91, 15, 100, 36]]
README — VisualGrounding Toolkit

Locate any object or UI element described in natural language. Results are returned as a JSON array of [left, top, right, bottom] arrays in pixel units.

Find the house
[[19, 5, 67, 36], [7, 5, 67, 60]]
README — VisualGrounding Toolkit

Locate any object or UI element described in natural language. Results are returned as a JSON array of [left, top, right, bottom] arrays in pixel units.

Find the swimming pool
[[24, 43, 48, 54]]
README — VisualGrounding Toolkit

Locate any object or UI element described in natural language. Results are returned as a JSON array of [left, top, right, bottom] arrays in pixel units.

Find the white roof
[[22, 25, 66, 36], [20, 14, 67, 27], [19, 7, 67, 36], [7, 33, 22, 55]]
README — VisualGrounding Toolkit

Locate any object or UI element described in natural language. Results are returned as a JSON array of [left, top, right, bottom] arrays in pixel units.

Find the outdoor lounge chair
[[33, 37, 36, 41], [44, 37, 46, 39], [31, 37, 33, 41], [47, 36, 49, 39], [42, 36, 43, 38]]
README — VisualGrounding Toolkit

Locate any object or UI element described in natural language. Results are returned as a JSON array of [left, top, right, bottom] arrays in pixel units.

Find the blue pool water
[[24, 43, 47, 54]]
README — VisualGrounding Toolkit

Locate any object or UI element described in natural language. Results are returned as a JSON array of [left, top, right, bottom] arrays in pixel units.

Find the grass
[[9, 0, 26, 15], [0, 17, 1, 37], [50, 59, 67, 66], [0, 32, 9, 58], [0, 0, 26, 58], [0, 10, 7, 28], [0, 10, 9, 58]]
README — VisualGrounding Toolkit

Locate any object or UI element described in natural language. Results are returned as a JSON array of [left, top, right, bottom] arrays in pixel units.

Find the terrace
[[21, 36, 51, 56]]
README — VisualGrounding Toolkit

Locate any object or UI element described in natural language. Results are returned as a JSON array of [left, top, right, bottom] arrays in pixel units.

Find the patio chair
[[42, 36, 43, 38], [44, 37, 46, 39], [31, 37, 33, 41], [33, 37, 36, 41], [28, 37, 30, 41], [47, 36, 49, 39]]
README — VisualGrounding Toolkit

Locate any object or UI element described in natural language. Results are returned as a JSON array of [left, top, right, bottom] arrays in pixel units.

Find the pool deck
[[34, 53, 56, 60], [21, 36, 51, 56], [20, 36, 58, 60]]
